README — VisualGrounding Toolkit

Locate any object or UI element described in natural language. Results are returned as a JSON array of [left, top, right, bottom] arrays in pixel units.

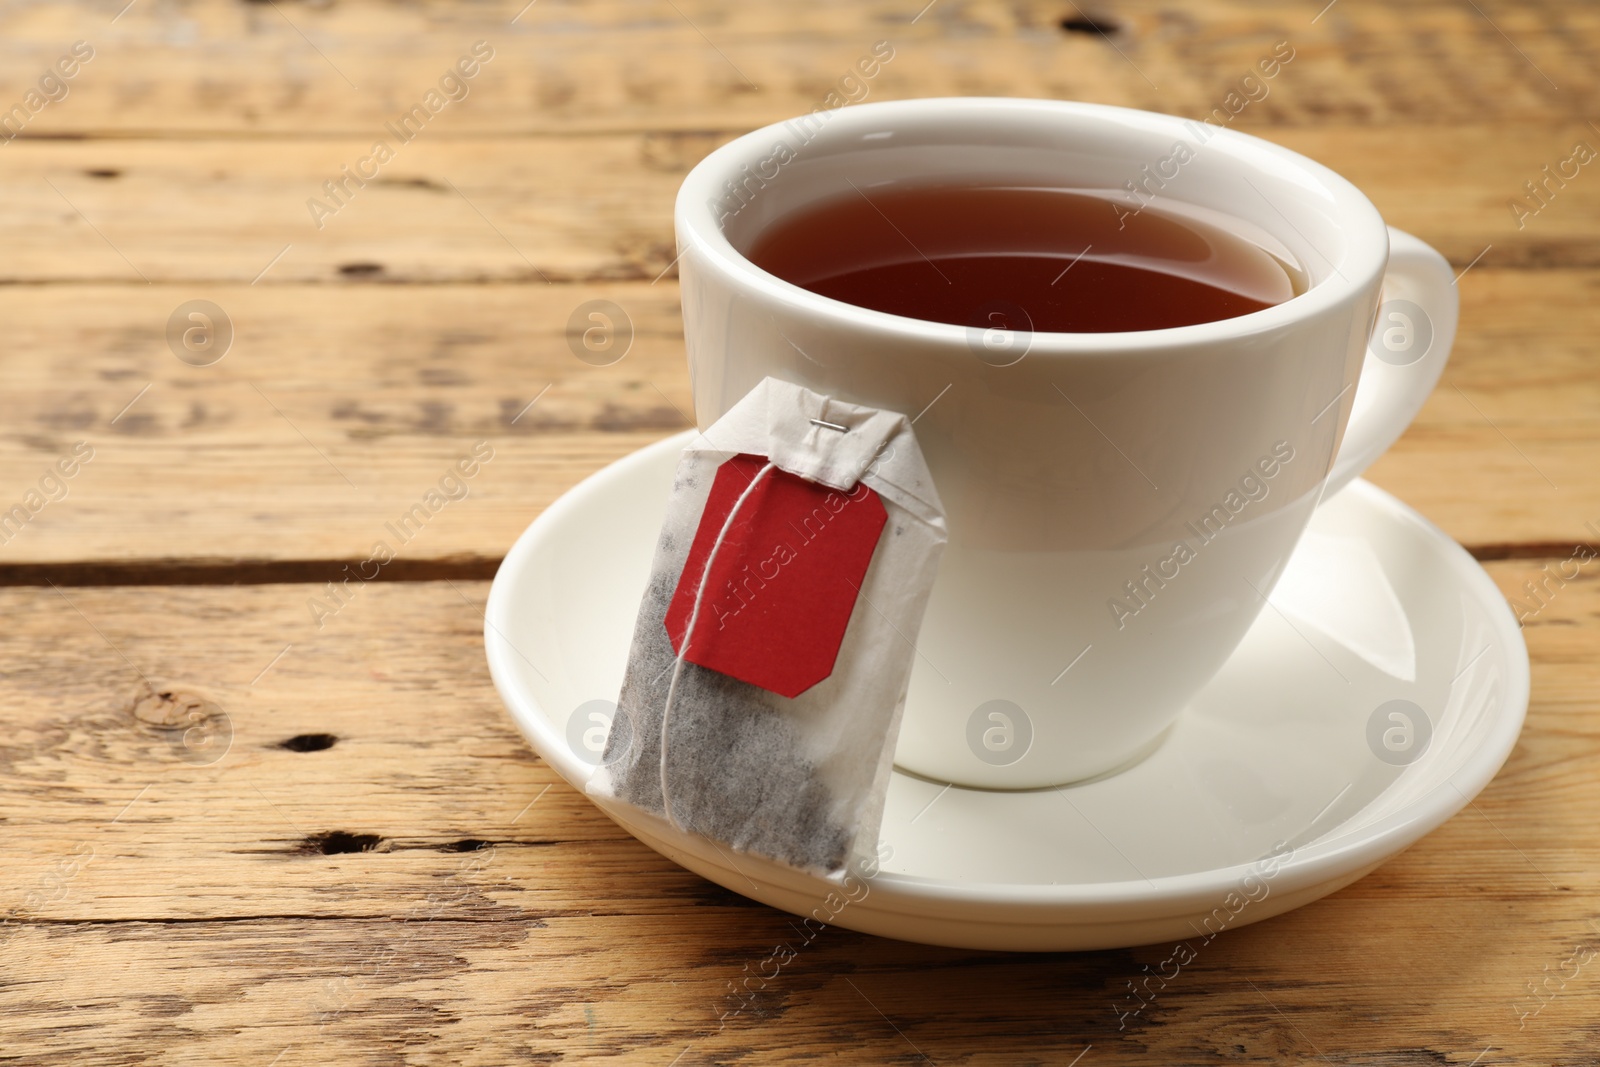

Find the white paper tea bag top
[[588, 377, 946, 876]]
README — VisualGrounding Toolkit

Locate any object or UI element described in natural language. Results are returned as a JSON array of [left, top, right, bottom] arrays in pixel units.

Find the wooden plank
[[0, 0, 1589, 137], [0, 269, 1595, 569], [2, 124, 1598, 286], [0, 282, 691, 568], [0, 571, 1595, 1063]]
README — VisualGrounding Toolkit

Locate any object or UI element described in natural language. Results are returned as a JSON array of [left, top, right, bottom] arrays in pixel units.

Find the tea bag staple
[[588, 376, 946, 876]]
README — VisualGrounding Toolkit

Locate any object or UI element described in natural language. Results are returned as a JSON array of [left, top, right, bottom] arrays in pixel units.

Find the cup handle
[[1321, 227, 1459, 498]]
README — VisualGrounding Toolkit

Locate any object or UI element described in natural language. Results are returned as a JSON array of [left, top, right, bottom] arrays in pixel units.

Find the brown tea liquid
[[746, 184, 1305, 333]]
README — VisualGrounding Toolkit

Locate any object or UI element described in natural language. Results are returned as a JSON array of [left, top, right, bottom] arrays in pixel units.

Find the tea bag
[[588, 377, 946, 876]]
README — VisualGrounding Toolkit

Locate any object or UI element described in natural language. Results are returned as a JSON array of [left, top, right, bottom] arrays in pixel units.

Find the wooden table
[[3, 1, 1596, 1062]]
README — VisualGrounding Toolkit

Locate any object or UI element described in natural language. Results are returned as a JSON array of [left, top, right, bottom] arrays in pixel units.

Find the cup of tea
[[673, 97, 1456, 789]]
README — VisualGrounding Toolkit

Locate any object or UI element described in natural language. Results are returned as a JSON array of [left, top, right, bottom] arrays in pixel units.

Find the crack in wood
[[0, 543, 1578, 588], [0, 558, 502, 588]]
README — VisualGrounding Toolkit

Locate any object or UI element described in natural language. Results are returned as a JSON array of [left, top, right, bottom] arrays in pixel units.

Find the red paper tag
[[665, 453, 888, 698]]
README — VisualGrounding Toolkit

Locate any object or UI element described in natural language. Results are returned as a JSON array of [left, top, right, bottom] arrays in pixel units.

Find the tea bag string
[[658, 459, 777, 830]]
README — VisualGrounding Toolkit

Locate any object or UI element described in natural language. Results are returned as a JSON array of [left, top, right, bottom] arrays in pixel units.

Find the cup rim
[[675, 97, 1391, 354]]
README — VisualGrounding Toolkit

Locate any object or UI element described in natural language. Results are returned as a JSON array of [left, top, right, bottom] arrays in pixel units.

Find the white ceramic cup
[[675, 97, 1457, 789]]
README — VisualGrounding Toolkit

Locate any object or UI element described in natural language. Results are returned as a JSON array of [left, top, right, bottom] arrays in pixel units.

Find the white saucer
[[485, 432, 1528, 951]]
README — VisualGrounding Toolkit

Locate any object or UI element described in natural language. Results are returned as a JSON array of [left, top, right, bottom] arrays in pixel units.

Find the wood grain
[[0, 574, 1595, 1064], [0, 0, 1589, 137]]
